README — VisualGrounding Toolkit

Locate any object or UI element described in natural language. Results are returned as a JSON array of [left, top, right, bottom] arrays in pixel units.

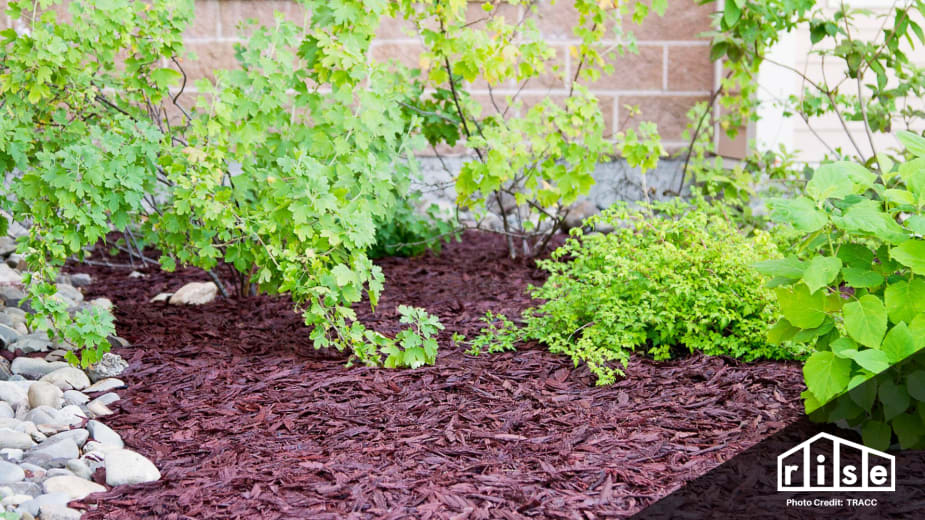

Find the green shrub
[[369, 196, 457, 259], [755, 135, 925, 450], [474, 201, 802, 384]]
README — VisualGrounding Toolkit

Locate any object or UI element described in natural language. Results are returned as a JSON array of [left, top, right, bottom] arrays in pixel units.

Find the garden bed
[[70, 232, 804, 519]]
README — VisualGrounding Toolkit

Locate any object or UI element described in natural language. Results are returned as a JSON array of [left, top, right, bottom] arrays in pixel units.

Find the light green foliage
[[382, 305, 444, 369], [480, 201, 798, 385], [0, 0, 442, 369], [461, 311, 519, 356], [388, 0, 667, 258], [757, 139, 925, 449]]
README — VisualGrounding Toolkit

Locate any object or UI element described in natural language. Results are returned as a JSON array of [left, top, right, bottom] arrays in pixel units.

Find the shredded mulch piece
[[70, 231, 805, 519]]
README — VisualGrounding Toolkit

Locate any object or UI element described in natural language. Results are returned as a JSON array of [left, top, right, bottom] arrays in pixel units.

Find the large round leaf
[[884, 279, 925, 324], [803, 350, 852, 404], [776, 283, 827, 329], [892, 240, 925, 275], [881, 322, 918, 364], [768, 197, 828, 233], [843, 295, 887, 348], [802, 256, 841, 293]]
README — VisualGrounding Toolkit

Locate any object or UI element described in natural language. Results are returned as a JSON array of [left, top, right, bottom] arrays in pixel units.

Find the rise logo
[[777, 432, 895, 492]]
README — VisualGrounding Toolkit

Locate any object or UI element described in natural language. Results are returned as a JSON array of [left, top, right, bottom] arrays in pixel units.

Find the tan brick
[[465, 1, 521, 29], [376, 14, 417, 40], [580, 45, 662, 91], [183, 41, 239, 83], [534, 0, 580, 40], [627, 0, 715, 41], [185, 0, 220, 38], [619, 95, 707, 141], [219, 0, 306, 38], [667, 45, 712, 91], [370, 41, 426, 70]]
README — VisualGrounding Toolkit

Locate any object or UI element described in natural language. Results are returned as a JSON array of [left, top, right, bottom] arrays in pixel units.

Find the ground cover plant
[[467, 200, 805, 384]]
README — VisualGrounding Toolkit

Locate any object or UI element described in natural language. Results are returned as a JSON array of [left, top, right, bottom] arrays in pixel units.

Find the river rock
[[149, 292, 172, 303], [91, 393, 119, 407], [0, 429, 35, 450], [0, 264, 22, 285], [56, 405, 87, 427], [46, 429, 88, 449], [0, 381, 27, 406], [0, 402, 12, 418], [0, 286, 25, 308], [16, 492, 70, 518], [54, 284, 82, 305], [65, 459, 91, 480], [87, 420, 123, 449], [86, 353, 127, 383], [0, 359, 9, 382], [39, 504, 84, 520], [0, 448, 22, 462], [61, 390, 88, 407], [83, 378, 124, 394], [26, 438, 79, 464], [89, 297, 113, 311], [12, 358, 69, 380], [0, 237, 15, 257], [27, 382, 62, 409], [0, 324, 20, 349], [68, 274, 92, 287], [8, 336, 53, 355], [87, 400, 113, 418], [42, 475, 105, 500], [104, 449, 161, 486], [168, 281, 217, 305], [0, 460, 24, 484], [39, 367, 90, 391]]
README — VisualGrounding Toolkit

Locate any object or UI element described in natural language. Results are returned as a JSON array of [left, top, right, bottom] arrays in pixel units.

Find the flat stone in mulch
[[71, 232, 804, 519]]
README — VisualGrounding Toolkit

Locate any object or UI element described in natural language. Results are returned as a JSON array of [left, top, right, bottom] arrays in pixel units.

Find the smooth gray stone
[[0, 460, 25, 484]]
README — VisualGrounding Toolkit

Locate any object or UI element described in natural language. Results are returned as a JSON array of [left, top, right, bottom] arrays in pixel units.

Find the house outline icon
[[777, 432, 895, 492]]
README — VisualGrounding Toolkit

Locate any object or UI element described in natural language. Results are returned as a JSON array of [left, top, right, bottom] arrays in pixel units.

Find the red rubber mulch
[[70, 231, 805, 519]]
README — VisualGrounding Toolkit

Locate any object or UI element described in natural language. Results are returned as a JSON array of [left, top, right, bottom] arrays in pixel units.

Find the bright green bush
[[0, 0, 441, 367], [755, 134, 925, 450], [369, 197, 457, 259], [473, 201, 802, 384]]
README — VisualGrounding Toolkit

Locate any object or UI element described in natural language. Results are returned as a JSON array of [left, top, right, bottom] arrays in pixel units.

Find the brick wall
[[2, 0, 717, 150]]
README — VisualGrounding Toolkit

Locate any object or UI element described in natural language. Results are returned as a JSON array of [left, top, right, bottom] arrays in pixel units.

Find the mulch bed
[[70, 231, 805, 519]]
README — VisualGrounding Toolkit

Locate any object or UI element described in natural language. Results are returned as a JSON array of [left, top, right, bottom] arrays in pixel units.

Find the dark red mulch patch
[[69, 231, 805, 519]]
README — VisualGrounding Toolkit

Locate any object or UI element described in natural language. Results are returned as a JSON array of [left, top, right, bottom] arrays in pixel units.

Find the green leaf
[[907, 370, 925, 401], [331, 264, 357, 287], [833, 201, 908, 244], [831, 336, 859, 358], [879, 378, 911, 421], [767, 319, 799, 345], [842, 267, 884, 289], [802, 256, 842, 293], [891, 240, 925, 274], [898, 157, 925, 200], [904, 215, 925, 235], [862, 420, 892, 451], [807, 161, 875, 201], [892, 413, 922, 449], [753, 257, 805, 279], [884, 279, 925, 324], [150, 68, 182, 89], [803, 350, 853, 403], [843, 295, 888, 348], [849, 375, 877, 411], [776, 283, 827, 329], [897, 130, 925, 158], [723, 0, 741, 26], [840, 348, 891, 374], [768, 196, 828, 233], [837, 243, 874, 269], [881, 322, 918, 363]]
